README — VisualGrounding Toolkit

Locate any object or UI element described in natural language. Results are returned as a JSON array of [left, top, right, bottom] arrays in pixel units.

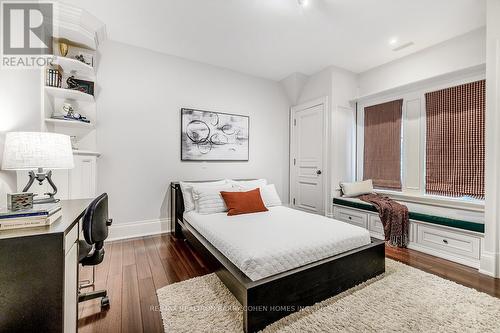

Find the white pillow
[[259, 184, 282, 207], [232, 183, 281, 208], [339, 179, 374, 197], [192, 184, 233, 215], [230, 179, 267, 189], [179, 180, 228, 212]]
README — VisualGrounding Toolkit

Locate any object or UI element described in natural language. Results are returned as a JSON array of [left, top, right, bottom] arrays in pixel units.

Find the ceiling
[[61, 0, 486, 80]]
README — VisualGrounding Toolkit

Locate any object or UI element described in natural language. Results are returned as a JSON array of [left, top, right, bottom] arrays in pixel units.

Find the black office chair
[[78, 193, 113, 308]]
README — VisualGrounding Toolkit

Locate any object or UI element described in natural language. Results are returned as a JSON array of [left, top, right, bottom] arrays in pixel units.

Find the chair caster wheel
[[101, 296, 110, 309]]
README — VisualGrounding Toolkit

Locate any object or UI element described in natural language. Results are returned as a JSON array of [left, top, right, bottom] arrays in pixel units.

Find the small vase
[[59, 42, 69, 57]]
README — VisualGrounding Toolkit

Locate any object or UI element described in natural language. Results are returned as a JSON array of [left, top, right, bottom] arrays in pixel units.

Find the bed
[[171, 181, 385, 332]]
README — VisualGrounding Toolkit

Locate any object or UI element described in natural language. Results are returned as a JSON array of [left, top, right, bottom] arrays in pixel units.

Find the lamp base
[[22, 168, 60, 205]]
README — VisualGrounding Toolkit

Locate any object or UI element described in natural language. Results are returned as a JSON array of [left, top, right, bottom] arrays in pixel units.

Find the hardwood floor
[[78, 234, 500, 332]]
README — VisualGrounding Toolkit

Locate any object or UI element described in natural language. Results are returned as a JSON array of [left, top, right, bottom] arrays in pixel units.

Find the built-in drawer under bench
[[333, 198, 484, 269]]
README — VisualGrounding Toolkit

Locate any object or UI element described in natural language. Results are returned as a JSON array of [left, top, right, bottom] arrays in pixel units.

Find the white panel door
[[291, 103, 325, 214]]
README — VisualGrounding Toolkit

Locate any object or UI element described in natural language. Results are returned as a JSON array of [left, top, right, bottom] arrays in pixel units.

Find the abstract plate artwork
[[181, 108, 249, 161]]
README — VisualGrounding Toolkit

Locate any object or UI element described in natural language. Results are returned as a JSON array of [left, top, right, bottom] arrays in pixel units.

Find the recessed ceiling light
[[298, 0, 309, 7], [389, 37, 398, 46]]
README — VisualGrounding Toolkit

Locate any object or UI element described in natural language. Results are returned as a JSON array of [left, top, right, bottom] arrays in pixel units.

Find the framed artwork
[[72, 79, 94, 96], [181, 108, 249, 161]]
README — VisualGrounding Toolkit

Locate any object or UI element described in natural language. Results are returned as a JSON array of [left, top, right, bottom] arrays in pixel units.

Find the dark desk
[[0, 199, 91, 333]]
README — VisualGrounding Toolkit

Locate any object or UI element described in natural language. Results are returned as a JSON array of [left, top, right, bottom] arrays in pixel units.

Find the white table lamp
[[2, 132, 74, 204]]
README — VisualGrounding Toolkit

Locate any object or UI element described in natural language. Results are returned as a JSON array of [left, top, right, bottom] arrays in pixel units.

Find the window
[[425, 80, 485, 199], [363, 99, 403, 190], [358, 77, 486, 203]]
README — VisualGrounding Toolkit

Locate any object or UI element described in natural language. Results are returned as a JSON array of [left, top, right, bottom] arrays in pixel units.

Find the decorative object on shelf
[[66, 75, 79, 89], [54, 103, 86, 123], [51, 114, 90, 124], [1, 132, 75, 204], [66, 76, 94, 96], [46, 67, 62, 88], [66, 46, 95, 68], [52, 102, 90, 123], [74, 78, 94, 96], [75, 54, 88, 65], [7, 193, 34, 211], [181, 108, 249, 161], [62, 102, 75, 117], [59, 41, 69, 57], [74, 52, 94, 67]]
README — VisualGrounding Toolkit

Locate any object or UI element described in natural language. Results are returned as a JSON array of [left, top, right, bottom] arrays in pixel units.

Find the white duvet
[[184, 206, 371, 281]]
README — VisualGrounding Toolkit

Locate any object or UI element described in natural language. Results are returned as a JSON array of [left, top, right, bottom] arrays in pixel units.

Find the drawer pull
[[442, 239, 448, 244], [348, 216, 352, 220]]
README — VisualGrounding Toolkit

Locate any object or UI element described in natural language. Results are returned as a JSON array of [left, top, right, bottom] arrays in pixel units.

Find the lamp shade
[[1, 132, 74, 170]]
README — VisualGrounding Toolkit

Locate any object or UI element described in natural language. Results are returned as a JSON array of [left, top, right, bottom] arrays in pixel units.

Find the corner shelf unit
[[20, 2, 106, 211], [40, 3, 106, 157]]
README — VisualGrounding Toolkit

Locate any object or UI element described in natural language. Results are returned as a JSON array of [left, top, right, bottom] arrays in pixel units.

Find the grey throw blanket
[[358, 193, 409, 248]]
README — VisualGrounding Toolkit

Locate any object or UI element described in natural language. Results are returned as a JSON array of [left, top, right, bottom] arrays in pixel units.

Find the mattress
[[183, 206, 371, 281]]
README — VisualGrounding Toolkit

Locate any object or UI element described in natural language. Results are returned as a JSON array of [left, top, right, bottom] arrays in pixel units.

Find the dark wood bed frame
[[171, 182, 385, 332]]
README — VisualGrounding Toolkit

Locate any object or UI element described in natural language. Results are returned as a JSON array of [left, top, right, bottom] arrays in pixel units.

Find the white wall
[[0, 69, 41, 209], [279, 72, 308, 105], [297, 67, 333, 105], [358, 28, 486, 97], [96, 40, 290, 230], [330, 67, 357, 197]]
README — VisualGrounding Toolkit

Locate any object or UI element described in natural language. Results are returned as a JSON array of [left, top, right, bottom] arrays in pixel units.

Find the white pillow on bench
[[340, 179, 374, 197]]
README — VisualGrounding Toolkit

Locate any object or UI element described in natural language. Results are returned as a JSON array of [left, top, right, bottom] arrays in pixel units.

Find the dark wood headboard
[[170, 179, 257, 238]]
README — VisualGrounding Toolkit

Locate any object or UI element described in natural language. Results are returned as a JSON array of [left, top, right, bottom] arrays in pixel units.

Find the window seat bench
[[333, 197, 484, 269]]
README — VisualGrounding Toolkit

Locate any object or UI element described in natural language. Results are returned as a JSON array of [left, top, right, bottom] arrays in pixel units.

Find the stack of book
[[46, 67, 62, 88], [0, 204, 62, 231]]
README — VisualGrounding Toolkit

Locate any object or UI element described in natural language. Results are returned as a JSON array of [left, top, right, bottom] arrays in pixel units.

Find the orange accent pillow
[[220, 188, 269, 216]]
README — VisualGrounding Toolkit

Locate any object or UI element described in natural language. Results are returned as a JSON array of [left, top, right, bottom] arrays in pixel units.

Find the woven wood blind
[[363, 99, 403, 190], [425, 80, 485, 199]]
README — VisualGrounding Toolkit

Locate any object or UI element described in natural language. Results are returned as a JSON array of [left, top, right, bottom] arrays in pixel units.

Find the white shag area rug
[[156, 259, 500, 332]]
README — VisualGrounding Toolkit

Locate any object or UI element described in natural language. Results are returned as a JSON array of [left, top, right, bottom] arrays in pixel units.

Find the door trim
[[289, 96, 329, 216]]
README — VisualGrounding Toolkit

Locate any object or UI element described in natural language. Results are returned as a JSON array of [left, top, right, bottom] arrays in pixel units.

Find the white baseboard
[[107, 218, 171, 242], [479, 250, 500, 277]]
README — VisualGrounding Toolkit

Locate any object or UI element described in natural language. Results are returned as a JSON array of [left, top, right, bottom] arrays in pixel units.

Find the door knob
[[316, 170, 322, 175]]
